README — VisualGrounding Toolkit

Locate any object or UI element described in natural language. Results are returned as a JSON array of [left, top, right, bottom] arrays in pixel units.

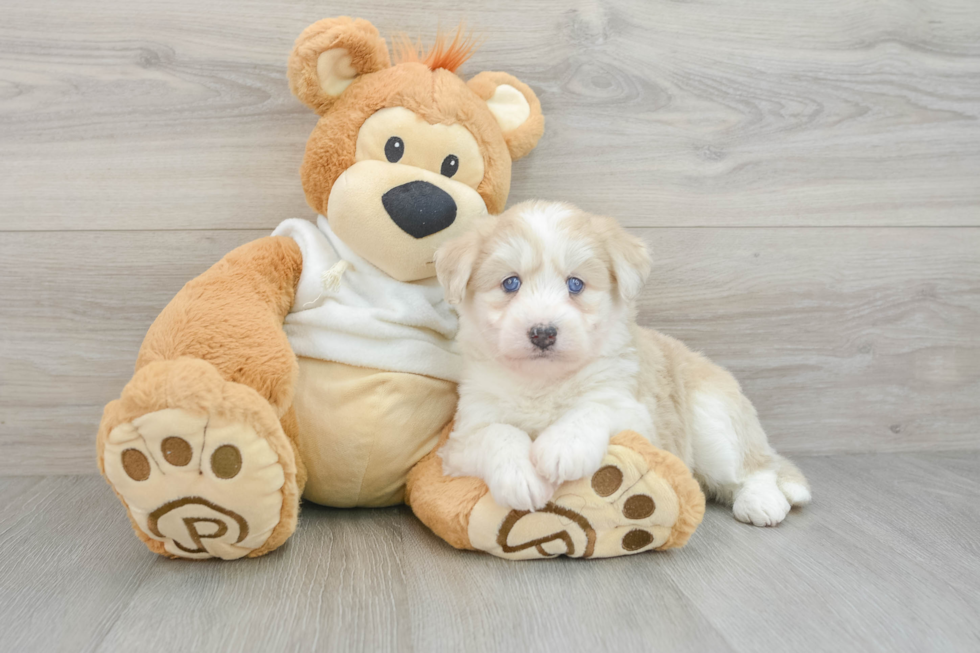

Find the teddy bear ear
[[288, 17, 392, 115], [467, 72, 545, 161]]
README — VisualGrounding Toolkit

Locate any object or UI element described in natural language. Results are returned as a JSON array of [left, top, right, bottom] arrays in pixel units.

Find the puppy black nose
[[381, 181, 457, 239], [529, 324, 558, 350]]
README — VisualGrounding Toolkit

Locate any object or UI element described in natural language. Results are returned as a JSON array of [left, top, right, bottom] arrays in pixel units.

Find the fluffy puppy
[[435, 200, 811, 526]]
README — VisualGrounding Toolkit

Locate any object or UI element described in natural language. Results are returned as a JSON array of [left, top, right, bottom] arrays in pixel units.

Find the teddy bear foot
[[467, 431, 706, 560], [98, 358, 300, 560]]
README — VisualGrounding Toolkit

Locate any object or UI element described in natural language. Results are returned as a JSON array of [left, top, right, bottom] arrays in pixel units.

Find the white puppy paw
[[779, 481, 812, 506], [530, 427, 607, 486], [486, 459, 556, 511], [733, 472, 791, 527]]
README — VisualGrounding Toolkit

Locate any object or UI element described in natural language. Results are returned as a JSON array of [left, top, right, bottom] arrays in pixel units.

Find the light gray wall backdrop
[[2, 0, 979, 474]]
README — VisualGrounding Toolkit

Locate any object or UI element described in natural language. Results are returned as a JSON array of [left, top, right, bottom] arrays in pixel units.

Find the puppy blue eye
[[502, 276, 521, 293], [567, 277, 585, 294]]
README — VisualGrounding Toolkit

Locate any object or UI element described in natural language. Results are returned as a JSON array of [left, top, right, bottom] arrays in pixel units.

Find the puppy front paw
[[530, 427, 608, 486], [486, 459, 555, 511]]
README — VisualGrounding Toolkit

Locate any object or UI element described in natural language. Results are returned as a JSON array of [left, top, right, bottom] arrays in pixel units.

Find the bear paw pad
[[468, 439, 689, 560], [103, 408, 287, 560]]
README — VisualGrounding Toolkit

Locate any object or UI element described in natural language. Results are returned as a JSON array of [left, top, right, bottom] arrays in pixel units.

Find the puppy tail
[[773, 454, 812, 507]]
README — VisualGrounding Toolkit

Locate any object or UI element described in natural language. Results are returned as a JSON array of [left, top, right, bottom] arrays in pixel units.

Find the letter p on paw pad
[[103, 407, 288, 560]]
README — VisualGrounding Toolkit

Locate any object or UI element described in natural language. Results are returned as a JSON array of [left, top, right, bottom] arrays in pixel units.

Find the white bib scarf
[[272, 216, 461, 383]]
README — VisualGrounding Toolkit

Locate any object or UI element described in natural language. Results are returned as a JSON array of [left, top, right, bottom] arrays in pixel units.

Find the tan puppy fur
[[435, 201, 811, 526]]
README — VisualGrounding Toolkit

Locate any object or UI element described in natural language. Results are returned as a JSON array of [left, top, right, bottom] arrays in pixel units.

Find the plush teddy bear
[[96, 17, 705, 561]]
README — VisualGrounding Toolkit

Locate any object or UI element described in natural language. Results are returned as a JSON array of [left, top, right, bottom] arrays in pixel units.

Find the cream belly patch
[[103, 408, 286, 560]]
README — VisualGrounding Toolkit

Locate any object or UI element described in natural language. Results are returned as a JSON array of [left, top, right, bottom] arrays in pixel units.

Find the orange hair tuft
[[392, 24, 481, 73]]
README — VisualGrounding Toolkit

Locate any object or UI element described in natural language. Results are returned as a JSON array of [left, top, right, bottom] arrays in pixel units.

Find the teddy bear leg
[[407, 429, 706, 559], [97, 236, 306, 559], [97, 358, 301, 560]]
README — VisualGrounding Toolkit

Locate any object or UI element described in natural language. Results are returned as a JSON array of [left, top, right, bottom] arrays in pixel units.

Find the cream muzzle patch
[[326, 159, 488, 282]]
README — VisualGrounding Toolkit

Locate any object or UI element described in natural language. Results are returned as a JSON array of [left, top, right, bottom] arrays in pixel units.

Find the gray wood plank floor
[[2, 452, 978, 653]]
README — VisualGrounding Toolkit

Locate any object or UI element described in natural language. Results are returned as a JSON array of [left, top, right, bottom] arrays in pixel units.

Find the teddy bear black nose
[[381, 181, 458, 239]]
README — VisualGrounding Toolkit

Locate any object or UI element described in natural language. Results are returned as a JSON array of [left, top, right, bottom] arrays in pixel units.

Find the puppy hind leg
[[690, 390, 791, 527], [730, 403, 794, 526], [688, 391, 744, 505], [774, 454, 812, 507]]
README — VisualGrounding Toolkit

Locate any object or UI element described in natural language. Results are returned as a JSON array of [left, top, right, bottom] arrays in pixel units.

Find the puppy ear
[[599, 218, 651, 301], [467, 71, 545, 160], [288, 17, 391, 115], [435, 229, 482, 305]]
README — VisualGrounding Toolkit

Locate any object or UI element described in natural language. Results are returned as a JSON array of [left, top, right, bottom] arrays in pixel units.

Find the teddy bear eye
[[502, 276, 521, 293], [441, 154, 459, 178], [567, 277, 585, 295], [385, 136, 404, 163]]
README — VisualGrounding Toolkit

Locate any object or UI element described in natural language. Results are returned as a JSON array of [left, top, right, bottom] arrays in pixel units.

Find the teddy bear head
[[287, 18, 545, 282]]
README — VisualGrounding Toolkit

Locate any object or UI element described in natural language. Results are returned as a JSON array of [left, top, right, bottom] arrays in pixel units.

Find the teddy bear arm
[[135, 235, 303, 413]]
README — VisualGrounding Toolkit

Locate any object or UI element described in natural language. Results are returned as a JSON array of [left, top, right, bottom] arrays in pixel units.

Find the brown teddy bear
[[96, 17, 704, 560]]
